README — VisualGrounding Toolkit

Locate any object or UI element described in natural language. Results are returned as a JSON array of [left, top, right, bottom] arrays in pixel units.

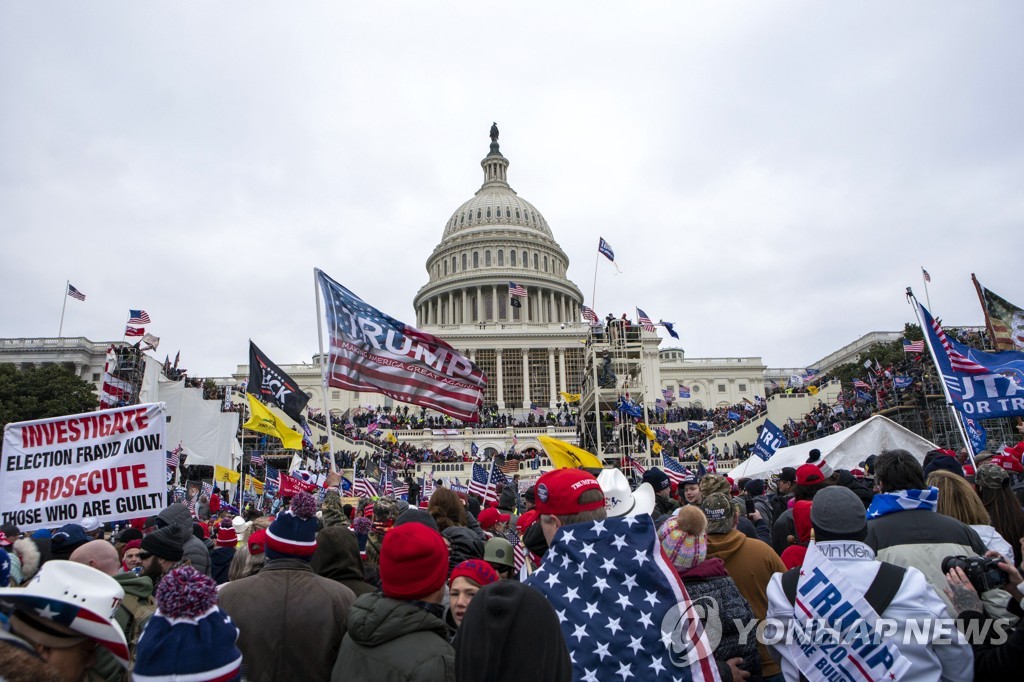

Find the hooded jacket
[[454, 581, 571, 682], [157, 503, 211, 576], [442, 527, 484, 574], [311, 525, 376, 597], [678, 557, 762, 681], [779, 500, 812, 569], [331, 592, 455, 682], [211, 546, 235, 585], [706, 529, 786, 678]]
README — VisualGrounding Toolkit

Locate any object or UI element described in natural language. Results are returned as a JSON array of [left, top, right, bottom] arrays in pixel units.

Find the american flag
[[166, 447, 181, 469], [128, 309, 151, 324], [707, 450, 717, 473], [530, 403, 546, 417], [509, 281, 527, 297], [317, 269, 486, 423], [662, 387, 674, 401], [678, 385, 691, 398], [392, 478, 409, 499], [626, 454, 647, 475], [498, 457, 520, 475], [353, 477, 379, 498], [636, 308, 657, 333], [924, 307, 990, 375], [468, 463, 490, 499], [265, 465, 279, 482], [922, 267, 931, 283], [380, 468, 394, 497], [902, 339, 925, 353], [251, 453, 265, 466], [524, 516, 720, 682], [488, 464, 510, 505], [852, 379, 871, 390], [661, 455, 691, 484], [511, 533, 527, 573], [125, 326, 145, 337], [580, 305, 599, 325], [67, 283, 86, 301]]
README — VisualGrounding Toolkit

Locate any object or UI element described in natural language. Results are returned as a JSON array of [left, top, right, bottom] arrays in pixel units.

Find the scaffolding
[[99, 343, 148, 409], [578, 322, 657, 464]]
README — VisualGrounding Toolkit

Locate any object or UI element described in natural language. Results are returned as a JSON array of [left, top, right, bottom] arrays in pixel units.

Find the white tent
[[729, 415, 939, 479]]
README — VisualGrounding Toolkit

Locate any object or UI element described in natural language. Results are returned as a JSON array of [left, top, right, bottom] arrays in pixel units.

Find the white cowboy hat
[[0, 560, 129, 667], [597, 468, 656, 518]]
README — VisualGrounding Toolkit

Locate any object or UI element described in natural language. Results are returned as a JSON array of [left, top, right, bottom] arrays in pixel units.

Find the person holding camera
[[944, 539, 1024, 677]]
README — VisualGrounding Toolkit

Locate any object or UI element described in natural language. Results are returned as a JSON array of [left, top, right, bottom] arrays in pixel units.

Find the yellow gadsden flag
[[537, 435, 603, 470], [214, 465, 241, 485], [807, 385, 820, 396], [559, 391, 581, 404], [244, 393, 304, 450]]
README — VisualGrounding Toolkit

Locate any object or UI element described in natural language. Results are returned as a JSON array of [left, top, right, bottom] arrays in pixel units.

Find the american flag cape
[[316, 269, 487, 422], [525, 516, 721, 681]]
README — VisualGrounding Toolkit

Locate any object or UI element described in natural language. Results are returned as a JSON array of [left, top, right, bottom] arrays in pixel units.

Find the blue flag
[[617, 396, 643, 418], [751, 419, 788, 461], [727, 410, 741, 421], [919, 301, 1024, 419], [598, 237, 615, 261], [340, 476, 353, 494], [662, 321, 679, 339], [687, 421, 706, 432], [856, 389, 875, 403], [525, 516, 720, 681], [964, 416, 987, 454], [893, 376, 914, 390]]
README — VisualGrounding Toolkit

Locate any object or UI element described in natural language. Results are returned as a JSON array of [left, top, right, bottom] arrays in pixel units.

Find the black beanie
[[141, 525, 186, 561], [521, 518, 549, 558], [455, 581, 572, 682]]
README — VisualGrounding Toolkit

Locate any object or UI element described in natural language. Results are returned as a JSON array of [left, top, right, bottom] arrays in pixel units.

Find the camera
[[942, 555, 1007, 593]]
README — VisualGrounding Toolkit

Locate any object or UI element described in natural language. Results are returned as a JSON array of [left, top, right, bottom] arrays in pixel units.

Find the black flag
[[510, 297, 521, 309], [248, 341, 310, 424]]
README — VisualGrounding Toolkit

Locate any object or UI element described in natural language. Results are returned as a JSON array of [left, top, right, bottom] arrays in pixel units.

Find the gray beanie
[[810, 486, 866, 536]]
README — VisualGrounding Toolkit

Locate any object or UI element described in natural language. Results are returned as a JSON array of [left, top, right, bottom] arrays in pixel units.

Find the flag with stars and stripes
[[636, 308, 657, 333], [468, 462, 490, 500], [250, 453, 264, 467], [353, 477, 379, 499], [524, 515, 721, 681], [509, 281, 528, 297], [316, 268, 487, 423], [707, 451, 717, 474], [581, 305, 599, 325], [661, 455, 692, 485], [488, 462, 510, 505], [166, 446, 181, 469]]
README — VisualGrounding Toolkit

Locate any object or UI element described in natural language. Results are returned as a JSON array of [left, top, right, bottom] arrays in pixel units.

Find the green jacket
[[332, 593, 454, 682], [90, 572, 155, 682]]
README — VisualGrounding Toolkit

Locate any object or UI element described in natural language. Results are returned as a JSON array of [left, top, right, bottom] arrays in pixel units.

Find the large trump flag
[[316, 269, 487, 422]]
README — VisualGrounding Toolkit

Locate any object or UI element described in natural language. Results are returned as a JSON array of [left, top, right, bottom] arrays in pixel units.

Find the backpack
[[779, 562, 906, 682], [120, 591, 158, 677]]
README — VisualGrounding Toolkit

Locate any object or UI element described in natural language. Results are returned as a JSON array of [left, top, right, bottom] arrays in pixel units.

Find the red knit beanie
[[215, 520, 238, 548], [379, 523, 449, 601]]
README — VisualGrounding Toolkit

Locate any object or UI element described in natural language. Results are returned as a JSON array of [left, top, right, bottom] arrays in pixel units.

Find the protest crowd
[[5, 429, 1024, 681]]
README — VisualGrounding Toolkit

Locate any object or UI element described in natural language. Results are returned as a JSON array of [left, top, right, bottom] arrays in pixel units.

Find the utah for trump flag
[[316, 269, 486, 422], [525, 515, 720, 681]]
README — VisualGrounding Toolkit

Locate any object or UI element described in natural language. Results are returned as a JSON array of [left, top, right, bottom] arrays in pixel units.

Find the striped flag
[[636, 308, 656, 333], [928, 314, 990, 375], [922, 267, 931, 283], [166, 447, 181, 469], [707, 450, 717, 474], [67, 283, 86, 301], [853, 379, 871, 390], [661, 455, 690, 484], [498, 457, 520, 475], [902, 339, 925, 354], [125, 326, 145, 337], [128, 309, 151, 324], [353, 477, 379, 498], [468, 463, 490, 499], [511, 533, 527, 572], [509, 281, 527, 297], [626, 454, 646, 475], [316, 269, 486, 423], [487, 464, 510, 505], [580, 305, 599, 325], [251, 453, 265, 466]]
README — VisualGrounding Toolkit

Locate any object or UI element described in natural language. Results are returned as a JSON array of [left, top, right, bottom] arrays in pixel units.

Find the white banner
[[432, 429, 461, 436], [1, 403, 167, 532]]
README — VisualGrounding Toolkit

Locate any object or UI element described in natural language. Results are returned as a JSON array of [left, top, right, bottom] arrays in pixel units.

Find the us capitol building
[[3, 127, 833, 457]]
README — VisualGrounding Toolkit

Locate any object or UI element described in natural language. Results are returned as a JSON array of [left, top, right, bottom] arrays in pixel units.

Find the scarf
[[865, 487, 938, 519]]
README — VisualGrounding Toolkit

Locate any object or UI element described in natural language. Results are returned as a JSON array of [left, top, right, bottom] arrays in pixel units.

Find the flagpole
[[314, 269, 339, 474], [921, 267, 933, 313], [907, 288, 975, 465], [58, 280, 69, 339], [590, 241, 600, 313]]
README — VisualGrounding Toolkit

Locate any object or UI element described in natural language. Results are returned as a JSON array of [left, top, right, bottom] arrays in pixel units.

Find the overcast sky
[[2, 2, 1021, 378]]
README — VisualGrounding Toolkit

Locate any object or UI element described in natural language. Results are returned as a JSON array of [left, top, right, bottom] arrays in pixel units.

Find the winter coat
[[679, 558, 762, 682], [331, 592, 455, 682], [768, 492, 792, 523], [210, 547, 235, 585], [220, 558, 357, 682], [960, 596, 1024, 678], [442, 526, 484, 574], [770, 507, 795, 555], [311, 525, 376, 597], [654, 493, 680, 518], [706, 529, 786, 678], [749, 494, 774, 529], [158, 503, 211, 576], [836, 470, 874, 508], [498, 485, 518, 513], [90, 571, 155, 682], [865, 508, 988, 613]]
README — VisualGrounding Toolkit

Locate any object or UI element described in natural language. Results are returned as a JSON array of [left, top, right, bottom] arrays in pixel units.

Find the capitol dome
[[414, 127, 584, 329]]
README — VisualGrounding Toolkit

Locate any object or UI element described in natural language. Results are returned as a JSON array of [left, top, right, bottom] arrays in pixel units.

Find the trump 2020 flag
[[525, 515, 720, 681], [316, 269, 487, 422], [248, 341, 310, 424], [919, 300, 1024, 419], [751, 419, 788, 461]]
